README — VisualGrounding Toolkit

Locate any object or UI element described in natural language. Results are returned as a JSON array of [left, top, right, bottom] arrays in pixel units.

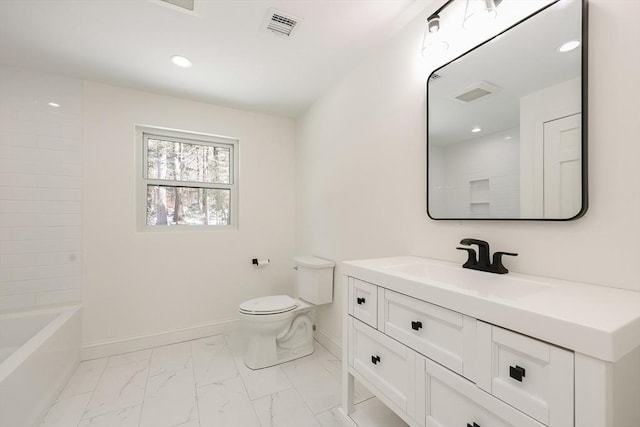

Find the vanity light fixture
[[463, 0, 501, 30], [557, 40, 580, 53], [472, 126, 482, 133], [428, 14, 441, 33], [421, 0, 454, 56], [48, 102, 60, 108], [422, 14, 445, 56], [422, 33, 449, 57], [170, 55, 192, 68]]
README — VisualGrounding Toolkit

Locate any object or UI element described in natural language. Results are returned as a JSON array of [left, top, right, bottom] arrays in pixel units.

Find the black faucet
[[456, 238, 517, 274]]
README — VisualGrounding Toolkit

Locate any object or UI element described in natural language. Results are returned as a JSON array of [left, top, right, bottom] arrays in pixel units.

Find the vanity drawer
[[348, 317, 417, 416], [476, 322, 573, 427], [380, 288, 476, 377], [425, 358, 544, 427], [348, 277, 378, 328]]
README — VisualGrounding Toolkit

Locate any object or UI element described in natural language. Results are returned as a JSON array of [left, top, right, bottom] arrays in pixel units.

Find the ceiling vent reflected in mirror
[[159, 0, 194, 11], [264, 9, 301, 38], [454, 81, 501, 103]]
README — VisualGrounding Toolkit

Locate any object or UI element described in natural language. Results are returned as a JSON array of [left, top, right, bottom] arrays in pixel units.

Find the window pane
[[146, 138, 230, 184], [146, 185, 230, 226]]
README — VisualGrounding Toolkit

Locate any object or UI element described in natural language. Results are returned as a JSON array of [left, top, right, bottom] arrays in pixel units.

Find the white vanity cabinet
[[379, 288, 476, 378], [424, 357, 547, 427], [348, 278, 378, 328], [341, 257, 640, 427], [348, 316, 419, 417], [475, 323, 574, 426]]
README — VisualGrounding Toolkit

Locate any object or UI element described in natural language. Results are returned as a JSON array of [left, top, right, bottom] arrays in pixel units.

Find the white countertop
[[343, 256, 640, 362]]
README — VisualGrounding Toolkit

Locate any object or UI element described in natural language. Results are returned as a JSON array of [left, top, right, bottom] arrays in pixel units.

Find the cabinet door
[[425, 358, 545, 427], [348, 317, 416, 417], [477, 322, 574, 427], [348, 278, 378, 328], [380, 288, 476, 378]]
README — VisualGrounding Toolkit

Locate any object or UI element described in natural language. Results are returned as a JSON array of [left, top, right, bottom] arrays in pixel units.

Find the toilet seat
[[239, 295, 298, 315]]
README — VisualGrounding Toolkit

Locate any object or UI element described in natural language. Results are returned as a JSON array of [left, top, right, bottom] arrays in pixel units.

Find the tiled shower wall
[[0, 66, 82, 310]]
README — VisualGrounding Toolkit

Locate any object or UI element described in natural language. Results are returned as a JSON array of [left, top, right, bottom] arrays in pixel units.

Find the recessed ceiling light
[[48, 102, 60, 108], [557, 40, 580, 53], [171, 55, 192, 68], [472, 127, 482, 133]]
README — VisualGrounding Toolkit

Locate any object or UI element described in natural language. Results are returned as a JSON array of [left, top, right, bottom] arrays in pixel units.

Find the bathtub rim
[[0, 304, 81, 383]]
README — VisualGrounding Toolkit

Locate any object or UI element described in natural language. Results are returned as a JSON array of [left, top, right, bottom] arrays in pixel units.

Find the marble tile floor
[[40, 334, 409, 427]]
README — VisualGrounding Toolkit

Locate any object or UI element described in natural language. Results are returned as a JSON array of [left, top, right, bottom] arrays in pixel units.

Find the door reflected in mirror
[[427, 0, 586, 220]]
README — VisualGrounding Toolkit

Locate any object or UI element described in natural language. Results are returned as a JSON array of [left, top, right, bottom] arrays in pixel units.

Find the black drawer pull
[[356, 297, 366, 305], [371, 355, 381, 365], [411, 320, 423, 331], [509, 365, 526, 382], [467, 423, 480, 427]]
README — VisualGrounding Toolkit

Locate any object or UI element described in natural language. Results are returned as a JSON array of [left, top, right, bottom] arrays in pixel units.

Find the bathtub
[[0, 304, 81, 427]]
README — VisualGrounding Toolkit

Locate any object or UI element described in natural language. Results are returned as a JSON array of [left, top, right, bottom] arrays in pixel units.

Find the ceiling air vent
[[159, 0, 194, 11], [454, 81, 501, 103], [264, 9, 301, 38]]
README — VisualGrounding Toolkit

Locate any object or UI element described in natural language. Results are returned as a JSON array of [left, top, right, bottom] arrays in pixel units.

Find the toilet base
[[244, 313, 314, 370]]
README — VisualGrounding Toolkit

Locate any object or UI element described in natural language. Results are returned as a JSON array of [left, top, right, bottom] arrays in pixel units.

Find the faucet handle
[[456, 247, 478, 268], [459, 238, 489, 248], [491, 251, 518, 274], [494, 251, 518, 258]]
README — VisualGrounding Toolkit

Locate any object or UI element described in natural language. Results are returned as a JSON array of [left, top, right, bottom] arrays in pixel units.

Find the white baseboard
[[315, 327, 342, 361], [81, 318, 241, 360]]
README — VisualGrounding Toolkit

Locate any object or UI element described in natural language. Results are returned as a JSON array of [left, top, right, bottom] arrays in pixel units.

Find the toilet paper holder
[[252, 258, 270, 266]]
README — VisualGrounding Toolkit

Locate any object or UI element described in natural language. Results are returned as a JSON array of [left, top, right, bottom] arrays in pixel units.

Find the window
[[138, 126, 238, 229]]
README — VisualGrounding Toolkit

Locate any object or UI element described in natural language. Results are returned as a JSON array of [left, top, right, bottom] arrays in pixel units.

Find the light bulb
[[463, 0, 497, 30]]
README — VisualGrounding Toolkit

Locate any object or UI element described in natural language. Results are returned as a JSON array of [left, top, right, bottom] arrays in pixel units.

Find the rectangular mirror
[[427, 0, 586, 220]]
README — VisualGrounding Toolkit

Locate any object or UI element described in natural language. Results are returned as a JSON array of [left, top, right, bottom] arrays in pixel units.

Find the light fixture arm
[[422, 0, 503, 56], [428, 0, 456, 23], [428, 0, 502, 22]]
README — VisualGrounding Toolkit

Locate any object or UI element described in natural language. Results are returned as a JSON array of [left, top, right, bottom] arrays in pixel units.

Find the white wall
[[296, 0, 640, 348], [0, 66, 82, 311], [82, 82, 295, 350], [430, 128, 520, 218]]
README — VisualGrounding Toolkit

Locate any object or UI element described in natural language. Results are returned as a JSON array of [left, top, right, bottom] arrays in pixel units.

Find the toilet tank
[[294, 256, 335, 305]]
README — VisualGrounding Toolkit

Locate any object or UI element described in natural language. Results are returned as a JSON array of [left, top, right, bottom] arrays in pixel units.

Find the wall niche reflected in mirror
[[427, 0, 586, 220]]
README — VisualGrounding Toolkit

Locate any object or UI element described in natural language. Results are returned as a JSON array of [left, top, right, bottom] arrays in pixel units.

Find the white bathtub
[[0, 305, 81, 427]]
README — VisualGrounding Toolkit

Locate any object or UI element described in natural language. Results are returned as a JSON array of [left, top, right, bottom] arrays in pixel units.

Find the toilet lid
[[239, 295, 298, 315]]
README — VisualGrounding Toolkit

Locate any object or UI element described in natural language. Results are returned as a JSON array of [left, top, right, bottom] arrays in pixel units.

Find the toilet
[[239, 256, 335, 369]]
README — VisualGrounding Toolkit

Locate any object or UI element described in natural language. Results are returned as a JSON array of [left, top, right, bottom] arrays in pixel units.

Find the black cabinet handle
[[509, 365, 526, 382], [356, 297, 365, 305], [467, 423, 480, 427], [411, 320, 423, 331], [371, 355, 381, 365]]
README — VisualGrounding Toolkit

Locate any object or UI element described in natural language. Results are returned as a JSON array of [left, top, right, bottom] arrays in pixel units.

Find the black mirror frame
[[426, 0, 588, 221]]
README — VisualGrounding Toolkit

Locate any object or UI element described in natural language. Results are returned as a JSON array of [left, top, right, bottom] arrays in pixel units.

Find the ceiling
[[0, 0, 431, 118]]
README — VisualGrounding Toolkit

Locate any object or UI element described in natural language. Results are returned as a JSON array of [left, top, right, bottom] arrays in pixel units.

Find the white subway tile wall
[[0, 65, 82, 311]]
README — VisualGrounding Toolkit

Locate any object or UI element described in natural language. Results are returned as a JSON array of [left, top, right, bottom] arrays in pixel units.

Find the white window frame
[[136, 125, 239, 231]]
